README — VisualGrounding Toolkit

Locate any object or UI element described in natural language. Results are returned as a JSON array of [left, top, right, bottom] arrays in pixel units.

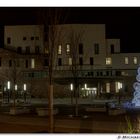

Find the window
[[106, 83, 110, 93], [31, 58, 35, 68], [26, 47, 30, 54], [31, 37, 34, 40], [125, 57, 129, 64], [17, 47, 22, 54], [35, 37, 39, 40], [23, 37, 27, 41], [115, 82, 123, 93], [94, 43, 99, 54], [110, 44, 114, 54], [66, 44, 70, 54], [79, 43, 83, 54], [44, 59, 49, 66], [25, 60, 28, 68], [35, 46, 40, 54], [58, 45, 62, 55], [45, 48, 49, 54], [79, 57, 83, 65], [133, 57, 138, 64], [16, 59, 20, 67], [7, 37, 11, 44], [90, 57, 94, 65], [9, 60, 12, 67], [69, 58, 72, 65], [106, 57, 112, 65], [58, 58, 62, 66]]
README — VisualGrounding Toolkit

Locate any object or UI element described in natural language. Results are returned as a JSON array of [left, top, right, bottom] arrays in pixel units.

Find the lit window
[[106, 83, 110, 93], [69, 58, 72, 65], [58, 45, 62, 55], [31, 58, 35, 68], [106, 57, 112, 65], [133, 57, 137, 64], [115, 82, 122, 93], [125, 57, 129, 64], [66, 44, 70, 54]]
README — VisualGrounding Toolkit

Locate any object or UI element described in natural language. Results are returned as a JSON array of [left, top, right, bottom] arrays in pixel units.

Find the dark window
[[97, 72, 99, 76], [17, 47, 22, 53], [23, 37, 27, 40], [90, 57, 94, 65], [31, 37, 34, 40], [44, 59, 49, 66], [100, 72, 103, 76], [58, 58, 62, 66], [7, 37, 11, 44], [29, 72, 34, 78], [79, 43, 83, 54], [79, 57, 83, 65], [25, 60, 28, 68], [94, 43, 99, 54], [16, 60, 20, 67], [26, 47, 30, 54], [116, 71, 121, 76], [35, 46, 40, 54], [106, 71, 109, 76], [0, 57, 1, 66], [125, 85, 128, 92], [35, 37, 39, 40], [110, 44, 114, 54], [9, 60, 12, 67]]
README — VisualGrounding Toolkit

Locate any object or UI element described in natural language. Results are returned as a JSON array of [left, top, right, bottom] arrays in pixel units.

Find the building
[[0, 24, 139, 99]]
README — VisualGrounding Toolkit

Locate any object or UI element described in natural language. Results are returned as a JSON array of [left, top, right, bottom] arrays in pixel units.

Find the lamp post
[[23, 84, 27, 103], [7, 81, 10, 103], [13, 84, 17, 108], [70, 83, 73, 104]]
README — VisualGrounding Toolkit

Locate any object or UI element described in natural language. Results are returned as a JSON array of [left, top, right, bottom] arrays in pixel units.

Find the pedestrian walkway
[[0, 112, 133, 133]]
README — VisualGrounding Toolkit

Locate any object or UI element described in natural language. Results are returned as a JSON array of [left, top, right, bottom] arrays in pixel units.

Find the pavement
[[0, 111, 137, 133]]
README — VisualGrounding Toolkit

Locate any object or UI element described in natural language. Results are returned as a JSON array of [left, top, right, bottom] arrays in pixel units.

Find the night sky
[[0, 7, 139, 53]]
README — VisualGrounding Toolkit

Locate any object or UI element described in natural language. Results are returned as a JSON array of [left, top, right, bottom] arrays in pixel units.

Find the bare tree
[[37, 8, 67, 132], [68, 29, 83, 116]]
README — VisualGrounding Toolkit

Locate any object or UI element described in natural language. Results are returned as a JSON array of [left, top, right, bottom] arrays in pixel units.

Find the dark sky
[[0, 7, 139, 53]]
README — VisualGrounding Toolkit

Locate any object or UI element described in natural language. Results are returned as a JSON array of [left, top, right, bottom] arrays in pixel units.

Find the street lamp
[[70, 83, 73, 104], [15, 84, 17, 91], [7, 81, 10, 90], [23, 84, 27, 103], [23, 84, 27, 91], [7, 81, 11, 103]]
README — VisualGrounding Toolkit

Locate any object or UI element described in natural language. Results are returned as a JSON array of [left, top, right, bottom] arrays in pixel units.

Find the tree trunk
[[75, 87, 78, 116], [48, 84, 54, 133]]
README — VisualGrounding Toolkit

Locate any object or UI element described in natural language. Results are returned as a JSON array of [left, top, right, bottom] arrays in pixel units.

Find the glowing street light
[[15, 84, 18, 91], [23, 84, 27, 91], [70, 83, 73, 91], [7, 81, 10, 90]]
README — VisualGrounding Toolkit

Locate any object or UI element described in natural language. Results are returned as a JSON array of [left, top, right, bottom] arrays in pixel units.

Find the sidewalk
[[0, 112, 131, 133]]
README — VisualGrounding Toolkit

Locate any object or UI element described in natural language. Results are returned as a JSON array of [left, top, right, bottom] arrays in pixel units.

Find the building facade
[[0, 24, 139, 99]]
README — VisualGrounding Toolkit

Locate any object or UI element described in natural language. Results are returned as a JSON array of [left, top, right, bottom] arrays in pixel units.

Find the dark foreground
[[0, 111, 139, 133]]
